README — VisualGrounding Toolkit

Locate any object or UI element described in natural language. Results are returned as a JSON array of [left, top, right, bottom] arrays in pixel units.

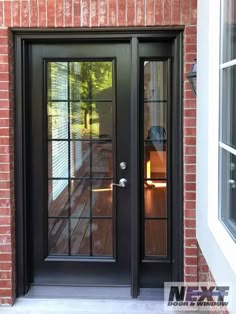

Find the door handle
[[112, 178, 128, 188]]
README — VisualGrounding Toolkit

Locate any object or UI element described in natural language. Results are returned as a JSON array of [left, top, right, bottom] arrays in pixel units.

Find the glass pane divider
[[48, 139, 112, 142], [48, 99, 113, 103], [144, 177, 167, 180], [144, 217, 168, 220], [89, 74, 93, 257], [220, 59, 236, 69], [219, 141, 236, 156], [144, 100, 168, 103], [48, 216, 113, 219], [48, 177, 113, 180], [67, 61, 72, 256]]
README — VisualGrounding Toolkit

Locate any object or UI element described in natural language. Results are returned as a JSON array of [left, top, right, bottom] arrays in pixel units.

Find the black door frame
[[14, 27, 184, 298]]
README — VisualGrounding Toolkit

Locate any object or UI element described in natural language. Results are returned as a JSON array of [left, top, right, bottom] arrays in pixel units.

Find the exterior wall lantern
[[187, 62, 197, 96]]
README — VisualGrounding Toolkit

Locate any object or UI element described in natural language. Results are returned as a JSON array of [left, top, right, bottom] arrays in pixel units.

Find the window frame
[[196, 1, 236, 311], [218, 0, 236, 241]]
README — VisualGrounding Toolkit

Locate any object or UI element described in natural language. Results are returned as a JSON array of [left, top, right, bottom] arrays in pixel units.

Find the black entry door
[[28, 39, 178, 290], [30, 43, 132, 285]]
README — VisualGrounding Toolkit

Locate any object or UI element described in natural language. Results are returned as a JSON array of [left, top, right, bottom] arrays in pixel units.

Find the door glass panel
[[143, 60, 168, 259], [47, 61, 114, 258], [48, 179, 69, 217], [48, 102, 68, 139], [92, 180, 112, 217], [48, 218, 69, 255], [92, 219, 113, 256], [48, 62, 68, 100], [92, 142, 113, 177], [70, 218, 90, 255], [144, 180, 167, 218], [70, 179, 91, 218]]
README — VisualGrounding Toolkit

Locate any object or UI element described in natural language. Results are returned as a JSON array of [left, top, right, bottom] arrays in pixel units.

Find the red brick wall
[[198, 249, 229, 314], [0, 0, 197, 305]]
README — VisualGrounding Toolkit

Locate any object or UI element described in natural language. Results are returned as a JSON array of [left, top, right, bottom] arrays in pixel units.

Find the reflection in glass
[[221, 0, 236, 63], [220, 149, 236, 225], [144, 181, 167, 218], [70, 180, 90, 217], [70, 218, 90, 255], [145, 220, 167, 257], [69, 62, 113, 101], [91, 102, 112, 139], [48, 218, 69, 255], [92, 180, 112, 217], [92, 142, 112, 177], [47, 61, 114, 257], [48, 102, 68, 139], [92, 219, 112, 256], [48, 141, 69, 178], [48, 62, 68, 100], [144, 103, 167, 140], [48, 180, 69, 217], [144, 61, 167, 101], [70, 141, 90, 178], [70, 102, 91, 140], [70, 101, 112, 140], [144, 142, 166, 179], [143, 60, 168, 260], [220, 66, 236, 149]]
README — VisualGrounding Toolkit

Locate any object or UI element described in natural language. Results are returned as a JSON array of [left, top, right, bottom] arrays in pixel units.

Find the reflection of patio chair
[[147, 125, 166, 141], [145, 126, 166, 181], [147, 126, 166, 151]]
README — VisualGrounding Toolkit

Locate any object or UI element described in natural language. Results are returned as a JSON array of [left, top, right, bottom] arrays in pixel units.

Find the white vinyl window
[[219, 0, 236, 239]]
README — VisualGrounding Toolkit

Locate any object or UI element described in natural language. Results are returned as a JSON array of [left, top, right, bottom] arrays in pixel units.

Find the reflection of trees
[[48, 61, 113, 139], [72, 62, 112, 138]]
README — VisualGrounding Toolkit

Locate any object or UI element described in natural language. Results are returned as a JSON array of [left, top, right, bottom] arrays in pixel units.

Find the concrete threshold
[[0, 298, 166, 314]]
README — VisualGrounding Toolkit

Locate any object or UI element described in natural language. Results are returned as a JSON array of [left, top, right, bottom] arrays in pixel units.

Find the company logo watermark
[[164, 282, 231, 312]]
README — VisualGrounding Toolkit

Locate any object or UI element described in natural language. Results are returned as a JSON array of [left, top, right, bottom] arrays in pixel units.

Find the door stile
[[130, 37, 140, 298], [171, 33, 184, 282]]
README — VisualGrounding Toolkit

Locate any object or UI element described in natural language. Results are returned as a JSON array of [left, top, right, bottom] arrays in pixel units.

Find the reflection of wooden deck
[[144, 185, 167, 257], [48, 181, 167, 258], [48, 178, 113, 256]]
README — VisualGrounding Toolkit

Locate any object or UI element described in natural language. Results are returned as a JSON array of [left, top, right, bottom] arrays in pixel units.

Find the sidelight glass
[[145, 220, 167, 256], [47, 61, 114, 257], [144, 180, 167, 218], [143, 60, 168, 259]]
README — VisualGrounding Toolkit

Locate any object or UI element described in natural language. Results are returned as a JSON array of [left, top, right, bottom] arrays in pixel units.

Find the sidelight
[[143, 61, 168, 258]]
